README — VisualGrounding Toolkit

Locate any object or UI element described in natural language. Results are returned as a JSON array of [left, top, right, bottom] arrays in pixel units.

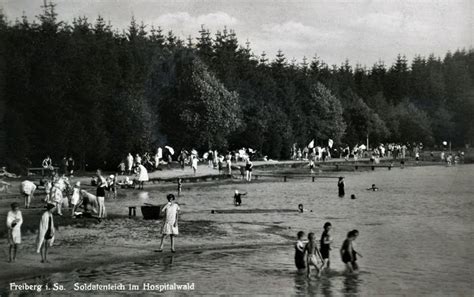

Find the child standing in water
[[320, 222, 333, 270], [304, 232, 323, 278], [294, 231, 306, 272]]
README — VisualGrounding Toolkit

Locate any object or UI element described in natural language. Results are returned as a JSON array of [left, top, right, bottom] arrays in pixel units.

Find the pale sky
[[1, 0, 472, 66]]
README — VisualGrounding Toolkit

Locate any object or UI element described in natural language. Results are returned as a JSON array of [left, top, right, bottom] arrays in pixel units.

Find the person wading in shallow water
[[320, 222, 333, 270], [158, 194, 180, 253], [338, 177, 345, 197], [234, 190, 247, 206], [294, 231, 306, 272]]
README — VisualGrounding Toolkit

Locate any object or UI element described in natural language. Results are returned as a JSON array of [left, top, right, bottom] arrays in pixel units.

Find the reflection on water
[[1, 165, 473, 296]]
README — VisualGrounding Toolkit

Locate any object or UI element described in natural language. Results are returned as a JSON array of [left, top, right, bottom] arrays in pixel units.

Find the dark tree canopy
[[0, 3, 472, 171]]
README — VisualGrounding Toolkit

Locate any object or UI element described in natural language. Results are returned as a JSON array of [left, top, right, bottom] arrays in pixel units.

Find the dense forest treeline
[[0, 3, 473, 171]]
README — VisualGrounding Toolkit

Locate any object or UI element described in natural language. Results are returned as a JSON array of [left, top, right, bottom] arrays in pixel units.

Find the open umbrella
[[165, 146, 175, 155]]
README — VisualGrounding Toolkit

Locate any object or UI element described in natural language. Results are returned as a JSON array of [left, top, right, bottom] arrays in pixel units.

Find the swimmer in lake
[[304, 232, 324, 278], [294, 231, 306, 272], [234, 190, 247, 206], [298, 204, 312, 213], [367, 184, 379, 191]]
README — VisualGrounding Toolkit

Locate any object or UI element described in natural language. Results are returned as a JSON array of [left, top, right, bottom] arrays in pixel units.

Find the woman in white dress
[[136, 163, 149, 189], [20, 180, 37, 208], [158, 194, 180, 252], [6, 203, 23, 262]]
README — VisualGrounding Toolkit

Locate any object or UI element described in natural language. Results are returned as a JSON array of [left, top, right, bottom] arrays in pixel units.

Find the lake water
[[4, 164, 474, 296]]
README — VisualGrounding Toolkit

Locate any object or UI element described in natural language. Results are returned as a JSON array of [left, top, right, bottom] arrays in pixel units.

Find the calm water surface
[[5, 165, 474, 296]]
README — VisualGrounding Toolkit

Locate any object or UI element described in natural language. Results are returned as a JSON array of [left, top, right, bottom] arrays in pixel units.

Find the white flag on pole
[[328, 139, 334, 148], [308, 139, 314, 149]]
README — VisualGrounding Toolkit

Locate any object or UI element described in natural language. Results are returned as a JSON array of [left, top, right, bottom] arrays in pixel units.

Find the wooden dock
[[252, 174, 341, 182], [149, 174, 233, 184]]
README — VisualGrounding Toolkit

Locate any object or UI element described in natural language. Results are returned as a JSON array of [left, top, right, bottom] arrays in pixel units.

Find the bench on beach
[[27, 167, 59, 176]]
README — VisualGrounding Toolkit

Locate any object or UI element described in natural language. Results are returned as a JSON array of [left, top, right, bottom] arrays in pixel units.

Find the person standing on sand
[[338, 177, 345, 197], [67, 156, 75, 176], [71, 181, 81, 217], [50, 181, 64, 216], [191, 155, 198, 175], [158, 194, 180, 253], [96, 169, 107, 221], [42, 155, 53, 176], [6, 203, 23, 262], [245, 159, 253, 181], [136, 163, 149, 189], [37, 203, 55, 263], [126, 153, 134, 175]]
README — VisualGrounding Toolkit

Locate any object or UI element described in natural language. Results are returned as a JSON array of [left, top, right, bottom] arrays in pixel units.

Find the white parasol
[[165, 146, 175, 155]]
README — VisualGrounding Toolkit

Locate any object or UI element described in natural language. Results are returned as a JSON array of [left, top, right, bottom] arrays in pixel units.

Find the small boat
[[141, 204, 161, 220]]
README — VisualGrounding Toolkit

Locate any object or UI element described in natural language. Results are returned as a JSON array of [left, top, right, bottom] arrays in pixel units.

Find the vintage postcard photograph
[[0, 0, 472, 295]]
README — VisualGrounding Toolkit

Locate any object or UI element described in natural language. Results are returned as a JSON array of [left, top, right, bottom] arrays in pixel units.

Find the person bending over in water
[[234, 190, 247, 206], [340, 230, 362, 273], [304, 232, 324, 278], [294, 231, 306, 272], [367, 184, 379, 191]]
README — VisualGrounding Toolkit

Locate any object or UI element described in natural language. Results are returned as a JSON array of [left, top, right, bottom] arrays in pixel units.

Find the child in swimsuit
[[304, 232, 323, 278]]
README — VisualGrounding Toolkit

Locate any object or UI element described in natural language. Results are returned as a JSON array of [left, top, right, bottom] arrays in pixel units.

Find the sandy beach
[[0, 162, 298, 283]]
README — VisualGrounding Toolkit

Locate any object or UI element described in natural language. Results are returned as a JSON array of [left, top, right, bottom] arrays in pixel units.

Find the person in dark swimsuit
[[234, 190, 247, 206], [320, 222, 333, 269], [294, 231, 306, 272], [340, 231, 355, 272], [338, 177, 345, 197], [340, 230, 361, 273]]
